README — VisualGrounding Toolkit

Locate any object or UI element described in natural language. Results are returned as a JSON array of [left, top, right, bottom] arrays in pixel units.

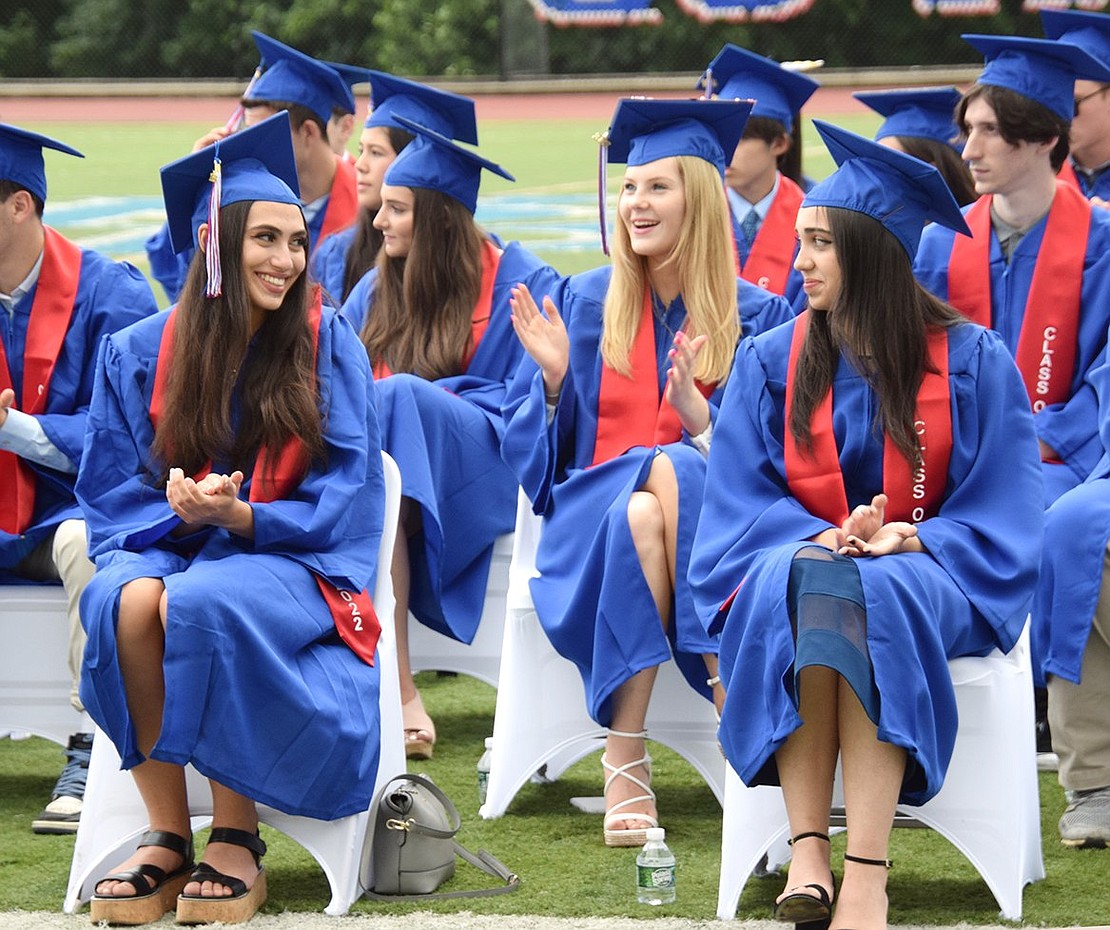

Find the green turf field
[[21, 113, 881, 286], [1, 672, 1105, 924]]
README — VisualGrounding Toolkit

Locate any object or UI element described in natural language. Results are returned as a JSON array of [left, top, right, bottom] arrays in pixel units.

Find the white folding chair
[[407, 530, 512, 689], [0, 585, 83, 746], [64, 451, 405, 917], [716, 627, 1044, 921], [480, 490, 726, 820]]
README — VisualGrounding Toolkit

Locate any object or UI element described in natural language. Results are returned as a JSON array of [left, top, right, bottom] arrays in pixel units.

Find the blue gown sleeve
[[144, 223, 192, 305], [37, 256, 159, 472]]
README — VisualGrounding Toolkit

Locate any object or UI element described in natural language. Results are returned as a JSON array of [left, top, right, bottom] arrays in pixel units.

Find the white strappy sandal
[[601, 728, 659, 847]]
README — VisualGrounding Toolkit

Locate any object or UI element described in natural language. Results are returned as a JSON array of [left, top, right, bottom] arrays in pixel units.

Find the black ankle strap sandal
[[774, 832, 835, 930], [844, 852, 893, 869], [175, 826, 269, 925]]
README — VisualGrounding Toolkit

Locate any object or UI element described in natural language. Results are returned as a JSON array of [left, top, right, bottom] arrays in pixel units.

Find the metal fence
[[0, 0, 1081, 82]]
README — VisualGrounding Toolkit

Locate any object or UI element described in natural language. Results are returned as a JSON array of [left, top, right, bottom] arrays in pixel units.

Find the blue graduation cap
[[1041, 9, 1110, 67], [963, 33, 1110, 121], [697, 44, 819, 133], [383, 115, 513, 214], [0, 123, 83, 203], [365, 71, 478, 145], [603, 98, 753, 176], [853, 86, 964, 152], [803, 120, 971, 259], [160, 111, 301, 296], [248, 31, 356, 126]]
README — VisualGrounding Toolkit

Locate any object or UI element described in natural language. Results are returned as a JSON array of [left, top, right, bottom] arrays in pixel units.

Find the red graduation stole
[[1056, 159, 1081, 194], [372, 240, 502, 381], [782, 312, 951, 527], [150, 292, 381, 667], [317, 155, 359, 249], [740, 176, 805, 296], [946, 181, 1086, 418], [590, 287, 714, 466], [0, 227, 82, 535]]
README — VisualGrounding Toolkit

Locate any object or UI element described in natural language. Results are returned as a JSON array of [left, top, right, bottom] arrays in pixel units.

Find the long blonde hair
[[600, 154, 739, 385]]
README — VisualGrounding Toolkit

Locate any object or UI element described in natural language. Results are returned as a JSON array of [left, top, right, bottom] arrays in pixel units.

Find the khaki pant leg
[[1048, 543, 1110, 792], [51, 519, 95, 713]]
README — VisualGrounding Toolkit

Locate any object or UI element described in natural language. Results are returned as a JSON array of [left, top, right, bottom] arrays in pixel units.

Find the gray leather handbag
[[363, 773, 518, 901]]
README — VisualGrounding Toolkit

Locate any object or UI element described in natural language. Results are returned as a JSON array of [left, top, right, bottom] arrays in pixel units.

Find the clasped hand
[[829, 493, 919, 558], [166, 467, 244, 529]]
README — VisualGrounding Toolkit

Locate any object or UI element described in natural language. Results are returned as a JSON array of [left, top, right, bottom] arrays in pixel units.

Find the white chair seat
[[480, 491, 725, 820], [0, 585, 82, 746], [716, 627, 1044, 921], [64, 451, 406, 916]]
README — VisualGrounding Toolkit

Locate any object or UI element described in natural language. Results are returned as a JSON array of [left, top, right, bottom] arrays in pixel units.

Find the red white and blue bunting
[[913, 0, 1107, 13], [673, 0, 816, 22], [524, 0, 661, 26]]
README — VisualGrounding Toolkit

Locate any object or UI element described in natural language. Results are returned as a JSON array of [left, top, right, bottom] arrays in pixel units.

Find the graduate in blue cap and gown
[[502, 98, 794, 847], [853, 86, 976, 206], [915, 34, 1110, 508], [341, 118, 559, 760], [78, 111, 384, 926], [1034, 340, 1110, 848], [1042, 8, 1110, 203], [0, 123, 158, 835], [145, 32, 360, 304], [311, 71, 477, 304], [690, 121, 1043, 930], [697, 44, 818, 306]]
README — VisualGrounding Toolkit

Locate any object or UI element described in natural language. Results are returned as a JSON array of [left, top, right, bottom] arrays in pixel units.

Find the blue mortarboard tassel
[[205, 155, 223, 298], [594, 129, 611, 257]]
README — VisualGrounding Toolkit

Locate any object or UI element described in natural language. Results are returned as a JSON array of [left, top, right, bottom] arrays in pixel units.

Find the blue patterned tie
[[741, 209, 761, 245]]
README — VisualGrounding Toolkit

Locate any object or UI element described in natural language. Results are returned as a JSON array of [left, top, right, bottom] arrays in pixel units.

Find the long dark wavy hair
[[895, 136, 977, 207], [789, 207, 964, 467], [340, 126, 414, 301], [151, 200, 325, 484], [360, 188, 486, 379]]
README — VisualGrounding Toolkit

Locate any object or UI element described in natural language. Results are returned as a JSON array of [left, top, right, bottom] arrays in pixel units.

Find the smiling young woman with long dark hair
[[77, 114, 383, 927]]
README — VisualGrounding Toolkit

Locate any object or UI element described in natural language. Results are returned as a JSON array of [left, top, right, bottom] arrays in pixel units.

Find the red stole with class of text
[[946, 181, 1086, 422], [150, 291, 381, 666], [317, 155, 359, 248], [372, 240, 502, 380], [590, 287, 714, 466], [782, 312, 951, 527], [0, 227, 82, 535], [740, 176, 805, 296]]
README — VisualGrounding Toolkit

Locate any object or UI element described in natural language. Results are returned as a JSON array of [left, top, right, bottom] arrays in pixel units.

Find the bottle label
[[637, 865, 675, 890]]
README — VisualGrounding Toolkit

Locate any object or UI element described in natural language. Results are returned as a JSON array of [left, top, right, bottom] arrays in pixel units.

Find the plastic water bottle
[[476, 737, 493, 807], [636, 827, 676, 905]]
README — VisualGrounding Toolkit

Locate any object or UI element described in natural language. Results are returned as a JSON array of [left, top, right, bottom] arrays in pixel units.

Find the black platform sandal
[[175, 827, 267, 925], [89, 829, 195, 926], [773, 831, 835, 930]]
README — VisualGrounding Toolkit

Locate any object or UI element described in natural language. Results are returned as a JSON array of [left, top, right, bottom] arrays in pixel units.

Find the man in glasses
[[1043, 10, 1110, 203]]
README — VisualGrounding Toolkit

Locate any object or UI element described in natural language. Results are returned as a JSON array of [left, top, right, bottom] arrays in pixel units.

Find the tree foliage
[[6, 0, 1049, 80]]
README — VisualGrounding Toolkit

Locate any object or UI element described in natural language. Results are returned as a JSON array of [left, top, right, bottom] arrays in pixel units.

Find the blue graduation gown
[[76, 307, 385, 821], [310, 222, 359, 306], [914, 205, 1110, 503], [501, 266, 794, 726], [1033, 343, 1110, 685], [1070, 158, 1110, 203], [688, 320, 1044, 805], [342, 241, 562, 643], [0, 239, 157, 571]]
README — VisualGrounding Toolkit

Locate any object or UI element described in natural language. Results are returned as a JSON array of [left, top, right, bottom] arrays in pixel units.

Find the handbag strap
[[364, 774, 520, 902], [381, 773, 461, 840]]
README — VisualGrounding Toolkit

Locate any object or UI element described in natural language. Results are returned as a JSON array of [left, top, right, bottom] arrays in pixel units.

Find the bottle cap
[[645, 827, 665, 842], [484, 737, 494, 749]]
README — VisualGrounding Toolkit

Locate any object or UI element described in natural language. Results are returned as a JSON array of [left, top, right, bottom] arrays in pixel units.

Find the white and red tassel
[[594, 129, 611, 256], [205, 156, 223, 298]]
